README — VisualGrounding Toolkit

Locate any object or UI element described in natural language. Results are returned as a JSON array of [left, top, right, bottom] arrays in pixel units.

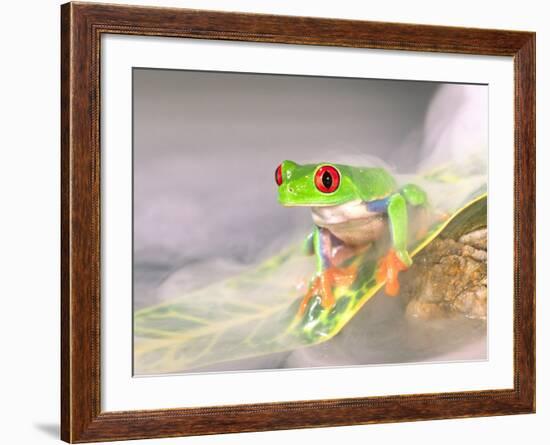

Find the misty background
[[133, 69, 485, 307], [133, 68, 487, 371]]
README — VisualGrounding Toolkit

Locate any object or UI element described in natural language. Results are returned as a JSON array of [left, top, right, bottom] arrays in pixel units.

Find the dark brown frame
[[61, 2, 536, 442]]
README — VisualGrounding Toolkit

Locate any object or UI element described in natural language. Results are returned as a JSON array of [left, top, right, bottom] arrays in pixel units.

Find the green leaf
[[134, 247, 314, 374]]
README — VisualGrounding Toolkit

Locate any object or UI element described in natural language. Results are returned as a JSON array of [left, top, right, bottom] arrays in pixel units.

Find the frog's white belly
[[311, 200, 386, 247]]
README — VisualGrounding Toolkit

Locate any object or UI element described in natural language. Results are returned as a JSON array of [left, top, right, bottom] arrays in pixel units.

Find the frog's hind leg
[[401, 183, 427, 207], [401, 183, 431, 240], [298, 227, 357, 316], [302, 229, 315, 256]]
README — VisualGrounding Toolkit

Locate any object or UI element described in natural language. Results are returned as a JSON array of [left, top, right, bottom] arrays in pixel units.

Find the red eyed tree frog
[[275, 160, 427, 315]]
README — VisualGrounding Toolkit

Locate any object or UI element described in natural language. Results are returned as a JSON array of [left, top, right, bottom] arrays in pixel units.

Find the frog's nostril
[[288, 187, 294, 193]]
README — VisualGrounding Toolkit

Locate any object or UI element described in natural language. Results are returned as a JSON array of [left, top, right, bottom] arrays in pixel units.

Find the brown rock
[[402, 228, 487, 320]]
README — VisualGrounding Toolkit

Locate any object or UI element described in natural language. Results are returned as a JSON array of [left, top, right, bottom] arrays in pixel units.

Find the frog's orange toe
[[298, 276, 320, 316], [375, 259, 387, 285], [297, 265, 357, 316], [384, 276, 401, 297], [376, 249, 408, 297], [328, 264, 358, 288]]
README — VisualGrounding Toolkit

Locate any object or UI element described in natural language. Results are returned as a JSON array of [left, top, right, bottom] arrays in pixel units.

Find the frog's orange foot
[[298, 265, 357, 316], [375, 249, 409, 297]]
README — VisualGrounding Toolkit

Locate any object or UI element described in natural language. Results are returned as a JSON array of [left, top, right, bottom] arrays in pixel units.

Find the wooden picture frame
[[61, 2, 535, 442]]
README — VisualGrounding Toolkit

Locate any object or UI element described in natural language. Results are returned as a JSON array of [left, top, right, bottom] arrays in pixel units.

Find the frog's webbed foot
[[298, 265, 357, 316], [375, 249, 410, 296]]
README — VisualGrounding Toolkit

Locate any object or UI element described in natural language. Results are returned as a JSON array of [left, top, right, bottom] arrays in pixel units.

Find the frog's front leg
[[298, 226, 357, 316], [375, 193, 412, 296], [375, 185, 429, 295]]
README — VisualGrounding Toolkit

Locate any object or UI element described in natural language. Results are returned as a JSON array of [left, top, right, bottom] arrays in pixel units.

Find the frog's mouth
[[277, 185, 353, 207], [279, 201, 336, 208]]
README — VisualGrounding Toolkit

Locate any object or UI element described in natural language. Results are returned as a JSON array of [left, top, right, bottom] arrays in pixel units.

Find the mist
[[133, 68, 488, 373]]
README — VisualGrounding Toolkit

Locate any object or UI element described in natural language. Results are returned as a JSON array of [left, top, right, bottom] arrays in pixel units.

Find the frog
[[275, 160, 428, 315]]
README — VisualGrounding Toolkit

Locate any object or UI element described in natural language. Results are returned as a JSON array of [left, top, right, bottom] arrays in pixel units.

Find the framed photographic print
[[61, 2, 535, 442]]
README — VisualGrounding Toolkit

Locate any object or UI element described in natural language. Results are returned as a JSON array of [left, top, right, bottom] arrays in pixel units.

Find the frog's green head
[[276, 160, 361, 207]]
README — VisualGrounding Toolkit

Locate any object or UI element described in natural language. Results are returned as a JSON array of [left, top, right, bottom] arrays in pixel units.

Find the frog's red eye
[[315, 165, 340, 193], [275, 164, 283, 186]]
